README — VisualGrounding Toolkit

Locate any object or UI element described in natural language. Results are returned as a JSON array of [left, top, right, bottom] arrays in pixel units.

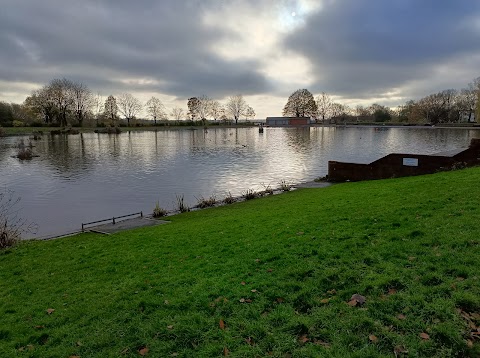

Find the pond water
[[1, 126, 479, 238]]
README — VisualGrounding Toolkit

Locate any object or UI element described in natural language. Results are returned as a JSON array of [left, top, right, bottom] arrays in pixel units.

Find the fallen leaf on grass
[[69, 356, 80, 358], [46, 308, 55, 315], [239, 298, 245, 303], [397, 314, 406, 320], [241, 281, 246, 285], [298, 335, 309, 343], [267, 269, 273, 272], [394, 345, 408, 355], [467, 339, 473, 348], [276, 297, 285, 303], [388, 288, 397, 295], [76, 341, 83, 346], [164, 300, 169, 305], [320, 298, 330, 304], [420, 332, 430, 340], [251, 289, 257, 293], [327, 289, 337, 295], [369, 335, 378, 342], [171, 353, 179, 357], [245, 337, 254, 346], [223, 346, 229, 356], [255, 259, 260, 263], [348, 294, 366, 307], [35, 325, 45, 329], [219, 319, 225, 330], [138, 346, 149, 356], [18, 345, 35, 352], [167, 325, 174, 330], [352, 294, 366, 304]]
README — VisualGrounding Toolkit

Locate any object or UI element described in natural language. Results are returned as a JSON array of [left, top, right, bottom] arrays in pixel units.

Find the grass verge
[[1, 168, 479, 357]]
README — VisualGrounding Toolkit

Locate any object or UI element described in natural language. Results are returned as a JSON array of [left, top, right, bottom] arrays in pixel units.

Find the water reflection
[[1, 127, 479, 238]]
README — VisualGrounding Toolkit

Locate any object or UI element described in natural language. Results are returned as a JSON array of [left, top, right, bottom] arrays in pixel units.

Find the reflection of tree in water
[[284, 127, 312, 153], [37, 134, 94, 180], [0, 138, 13, 164]]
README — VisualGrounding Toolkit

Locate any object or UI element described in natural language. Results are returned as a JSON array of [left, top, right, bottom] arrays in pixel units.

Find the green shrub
[[12, 120, 24, 127]]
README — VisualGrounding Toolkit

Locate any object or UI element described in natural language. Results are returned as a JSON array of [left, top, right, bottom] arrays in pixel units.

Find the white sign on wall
[[403, 158, 419, 167]]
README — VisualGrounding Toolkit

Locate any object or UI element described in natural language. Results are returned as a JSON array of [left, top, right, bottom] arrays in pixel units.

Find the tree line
[[283, 77, 479, 124], [0, 76, 479, 127], [0, 78, 256, 128]]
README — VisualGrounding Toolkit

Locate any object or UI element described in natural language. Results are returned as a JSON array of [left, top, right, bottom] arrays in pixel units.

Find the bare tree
[[459, 77, 480, 122], [225, 94, 247, 124], [71, 82, 93, 127], [315, 92, 332, 123], [245, 106, 256, 120], [145, 96, 165, 125], [283, 89, 317, 118], [196, 95, 212, 126], [209, 100, 223, 121], [330, 103, 349, 120], [104, 95, 118, 125], [49, 78, 75, 127], [170, 107, 185, 121], [118, 93, 142, 127], [92, 93, 104, 126]]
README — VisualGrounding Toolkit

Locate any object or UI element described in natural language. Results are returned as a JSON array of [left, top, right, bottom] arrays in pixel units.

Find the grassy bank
[[1, 169, 479, 357]]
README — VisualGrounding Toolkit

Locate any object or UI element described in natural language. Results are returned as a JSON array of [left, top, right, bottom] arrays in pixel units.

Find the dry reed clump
[[195, 195, 217, 209], [153, 201, 168, 218], [15, 139, 34, 160], [223, 192, 236, 204], [242, 188, 257, 200], [175, 194, 190, 213], [0, 189, 37, 249], [278, 180, 292, 192]]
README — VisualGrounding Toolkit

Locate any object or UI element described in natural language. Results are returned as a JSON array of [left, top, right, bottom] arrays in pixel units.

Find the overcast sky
[[1, 0, 479, 118]]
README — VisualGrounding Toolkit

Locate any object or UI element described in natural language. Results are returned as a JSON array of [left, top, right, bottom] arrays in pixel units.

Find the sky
[[0, 0, 479, 119]]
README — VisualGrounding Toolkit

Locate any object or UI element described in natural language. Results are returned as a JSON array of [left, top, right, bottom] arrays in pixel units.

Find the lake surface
[[1, 126, 479, 238]]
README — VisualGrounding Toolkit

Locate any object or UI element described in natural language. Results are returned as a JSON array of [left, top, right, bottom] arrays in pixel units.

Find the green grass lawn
[[1, 168, 479, 357]]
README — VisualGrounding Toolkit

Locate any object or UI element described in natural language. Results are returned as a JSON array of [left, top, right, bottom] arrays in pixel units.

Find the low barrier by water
[[81, 211, 143, 232]]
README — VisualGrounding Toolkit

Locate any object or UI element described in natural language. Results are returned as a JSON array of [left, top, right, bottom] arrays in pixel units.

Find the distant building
[[265, 117, 311, 126]]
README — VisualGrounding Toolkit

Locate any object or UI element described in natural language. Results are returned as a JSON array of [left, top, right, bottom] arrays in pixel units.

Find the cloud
[[284, 0, 480, 101], [0, 0, 479, 117], [0, 0, 271, 100]]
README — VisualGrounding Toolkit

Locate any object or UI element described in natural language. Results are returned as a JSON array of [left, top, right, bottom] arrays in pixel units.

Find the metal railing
[[81, 211, 143, 232]]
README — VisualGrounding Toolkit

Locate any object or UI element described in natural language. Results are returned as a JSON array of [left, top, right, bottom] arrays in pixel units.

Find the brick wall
[[328, 139, 480, 182]]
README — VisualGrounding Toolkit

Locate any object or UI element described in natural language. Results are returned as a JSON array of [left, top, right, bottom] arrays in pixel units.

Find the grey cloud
[[284, 0, 480, 100], [0, 0, 271, 98]]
